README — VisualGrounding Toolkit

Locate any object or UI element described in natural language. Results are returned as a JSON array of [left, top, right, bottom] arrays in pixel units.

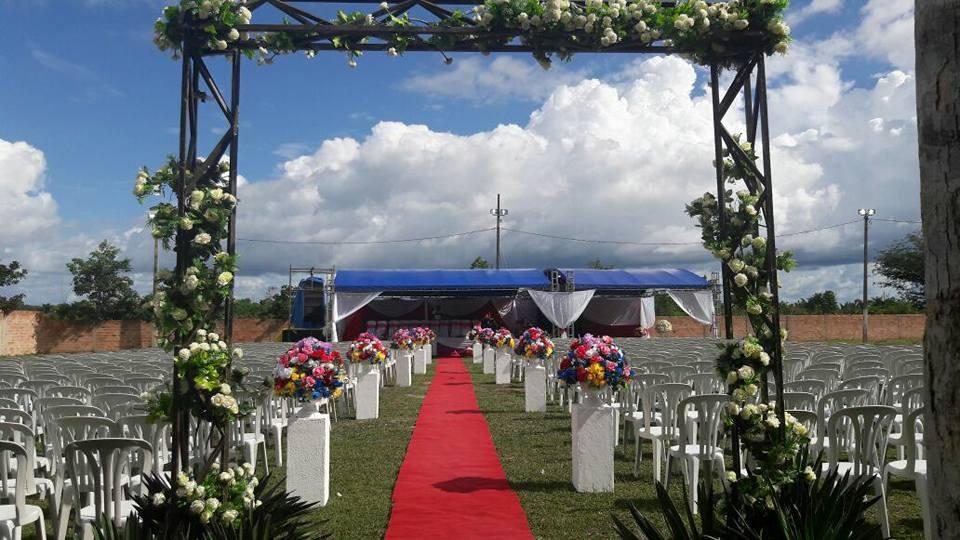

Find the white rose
[[209, 188, 224, 201], [803, 466, 816, 482], [152, 493, 166, 505], [214, 40, 228, 51], [200, 342, 211, 352], [193, 233, 212, 245], [726, 402, 740, 416], [752, 236, 766, 251], [220, 383, 232, 395], [190, 500, 205, 514], [216, 271, 234, 286], [178, 348, 191, 361], [227, 28, 240, 41], [205, 497, 220, 511], [726, 371, 738, 385], [208, 332, 220, 342], [379, 1, 389, 8], [184, 274, 199, 291], [728, 259, 745, 273], [190, 190, 205, 206], [233, 347, 244, 359], [734, 273, 748, 287], [741, 234, 753, 247], [745, 383, 758, 396], [759, 352, 770, 366], [737, 365, 755, 380], [744, 204, 758, 216], [179, 217, 194, 230]]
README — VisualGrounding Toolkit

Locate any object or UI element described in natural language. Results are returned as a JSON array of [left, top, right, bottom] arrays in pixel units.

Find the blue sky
[[0, 0, 921, 304]]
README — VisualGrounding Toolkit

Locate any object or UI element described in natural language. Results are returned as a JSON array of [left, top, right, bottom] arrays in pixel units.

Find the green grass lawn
[[468, 360, 926, 539]]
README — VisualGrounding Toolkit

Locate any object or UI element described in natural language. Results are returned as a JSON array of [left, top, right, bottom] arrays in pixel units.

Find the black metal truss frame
[[169, 0, 786, 476]]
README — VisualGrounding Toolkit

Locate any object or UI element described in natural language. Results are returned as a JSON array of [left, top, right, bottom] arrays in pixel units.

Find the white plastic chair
[[633, 383, 692, 482], [824, 405, 897, 538], [0, 440, 46, 540], [883, 406, 930, 540], [665, 394, 729, 514], [63, 438, 153, 540]]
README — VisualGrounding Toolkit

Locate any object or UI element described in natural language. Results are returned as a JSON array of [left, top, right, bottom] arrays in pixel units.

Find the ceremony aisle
[[386, 358, 534, 539]]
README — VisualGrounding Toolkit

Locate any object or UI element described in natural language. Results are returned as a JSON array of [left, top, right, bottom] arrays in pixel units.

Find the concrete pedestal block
[[356, 367, 381, 420], [524, 364, 547, 412], [287, 405, 330, 506], [482, 347, 495, 374], [397, 353, 413, 387], [571, 394, 615, 493], [413, 353, 427, 374], [495, 349, 512, 385], [472, 343, 483, 364]]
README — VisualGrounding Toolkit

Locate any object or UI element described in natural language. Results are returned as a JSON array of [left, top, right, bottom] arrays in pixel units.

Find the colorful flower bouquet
[[274, 337, 345, 402], [466, 324, 482, 341], [514, 327, 555, 361], [412, 327, 436, 347], [476, 327, 496, 346], [349, 332, 388, 364], [492, 328, 515, 350], [557, 334, 632, 390], [391, 328, 414, 351]]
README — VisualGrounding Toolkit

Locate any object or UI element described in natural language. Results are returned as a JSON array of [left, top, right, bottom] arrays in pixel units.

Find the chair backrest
[[826, 405, 897, 475], [0, 440, 30, 524], [97, 386, 140, 396], [676, 394, 729, 455], [92, 394, 140, 420], [897, 406, 925, 474], [116, 415, 169, 475], [885, 374, 924, 406], [783, 379, 826, 400], [64, 438, 153, 527], [837, 375, 882, 403], [663, 365, 696, 383], [0, 422, 40, 494], [816, 389, 869, 441], [686, 373, 724, 395], [48, 385, 93, 403], [787, 409, 817, 441], [643, 383, 693, 434], [782, 392, 816, 412], [123, 377, 164, 393], [0, 408, 32, 426], [690, 361, 715, 374]]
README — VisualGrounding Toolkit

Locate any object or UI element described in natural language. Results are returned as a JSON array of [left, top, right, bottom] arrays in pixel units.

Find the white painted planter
[[355, 366, 381, 420], [425, 344, 433, 365], [397, 352, 413, 387], [413, 351, 427, 374], [524, 364, 547, 413], [287, 403, 330, 506], [495, 348, 512, 385], [482, 346, 495, 374], [571, 392, 615, 493], [472, 343, 483, 364]]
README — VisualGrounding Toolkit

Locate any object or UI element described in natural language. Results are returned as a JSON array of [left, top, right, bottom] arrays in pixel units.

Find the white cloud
[[789, 0, 844, 24], [857, 0, 914, 71], [401, 56, 591, 103], [0, 139, 60, 246]]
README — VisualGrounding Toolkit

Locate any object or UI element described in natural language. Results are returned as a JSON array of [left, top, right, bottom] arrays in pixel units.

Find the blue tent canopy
[[554, 268, 710, 291], [334, 269, 551, 292]]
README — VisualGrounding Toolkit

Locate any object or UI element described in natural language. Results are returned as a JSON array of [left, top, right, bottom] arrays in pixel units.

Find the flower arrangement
[[391, 328, 414, 350], [466, 324, 483, 341], [144, 328, 248, 424], [154, 0, 790, 69], [513, 327, 554, 360], [349, 332, 389, 364], [655, 319, 673, 333], [492, 328, 516, 350], [475, 327, 496, 346], [273, 337, 345, 402], [557, 334, 632, 389], [140, 462, 261, 528], [412, 327, 436, 347]]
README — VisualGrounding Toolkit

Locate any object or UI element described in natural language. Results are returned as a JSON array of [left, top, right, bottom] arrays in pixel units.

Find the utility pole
[[858, 208, 875, 343], [490, 194, 508, 269]]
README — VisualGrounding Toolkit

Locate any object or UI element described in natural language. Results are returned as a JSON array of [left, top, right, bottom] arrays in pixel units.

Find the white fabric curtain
[[527, 289, 596, 328], [666, 290, 714, 325], [640, 296, 656, 329], [331, 291, 382, 341]]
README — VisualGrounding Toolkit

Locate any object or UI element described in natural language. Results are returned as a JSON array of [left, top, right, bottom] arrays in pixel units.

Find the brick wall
[[0, 311, 288, 356], [648, 314, 925, 341]]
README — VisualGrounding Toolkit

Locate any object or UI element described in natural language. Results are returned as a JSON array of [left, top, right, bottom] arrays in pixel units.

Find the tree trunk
[[916, 2, 960, 538]]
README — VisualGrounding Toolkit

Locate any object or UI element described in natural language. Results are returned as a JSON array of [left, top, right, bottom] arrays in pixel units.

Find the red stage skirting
[[385, 358, 533, 539]]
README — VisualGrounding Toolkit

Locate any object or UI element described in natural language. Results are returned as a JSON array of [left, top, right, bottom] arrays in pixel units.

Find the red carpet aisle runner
[[385, 358, 534, 540]]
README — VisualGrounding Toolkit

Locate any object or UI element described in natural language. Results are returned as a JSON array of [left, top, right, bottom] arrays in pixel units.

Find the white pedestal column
[[397, 352, 413, 387], [472, 343, 482, 364], [355, 366, 381, 420], [571, 393, 615, 493], [482, 347, 495, 374], [287, 405, 330, 506], [425, 344, 433, 365], [495, 349, 512, 385], [524, 364, 547, 412], [413, 351, 427, 374]]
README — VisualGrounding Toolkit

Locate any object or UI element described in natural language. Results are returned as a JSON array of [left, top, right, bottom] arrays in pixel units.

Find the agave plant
[[95, 473, 329, 540], [612, 481, 723, 540]]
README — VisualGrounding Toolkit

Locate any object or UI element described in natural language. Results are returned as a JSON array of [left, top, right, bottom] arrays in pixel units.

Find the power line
[[501, 227, 700, 246], [873, 217, 922, 225], [777, 219, 859, 237], [237, 227, 495, 245]]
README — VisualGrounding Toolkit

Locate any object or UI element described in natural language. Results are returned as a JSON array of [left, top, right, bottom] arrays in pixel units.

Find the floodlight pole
[[490, 194, 508, 269], [859, 208, 876, 343]]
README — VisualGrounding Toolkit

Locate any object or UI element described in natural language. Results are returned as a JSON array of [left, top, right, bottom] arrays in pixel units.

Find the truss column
[[756, 56, 787, 426], [710, 64, 735, 341], [225, 50, 242, 347]]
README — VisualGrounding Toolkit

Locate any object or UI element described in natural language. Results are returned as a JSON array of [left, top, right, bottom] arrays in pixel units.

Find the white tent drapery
[[526, 289, 597, 329], [666, 290, 714, 325], [331, 291, 382, 341]]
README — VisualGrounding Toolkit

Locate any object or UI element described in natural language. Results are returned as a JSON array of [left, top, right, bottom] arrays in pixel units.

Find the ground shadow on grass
[[446, 408, 483, 414], [434, 476, 513, 493], [509, 480, 574, 494]]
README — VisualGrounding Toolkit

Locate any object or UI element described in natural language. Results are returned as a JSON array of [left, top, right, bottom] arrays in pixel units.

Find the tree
[[875, 231, 925, 307], [65, 240, 142, 321], [232, 287, 292, 320], [586, 259, 613, 269], [654, 294, 686, 316], [916, 3, 960, 536], [469, 256, 490, 269], [0, 261, 28, 314]]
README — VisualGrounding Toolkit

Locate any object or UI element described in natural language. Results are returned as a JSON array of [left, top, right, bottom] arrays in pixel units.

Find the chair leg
[[652, 439, 662, 484], [873, 476, 890, 538], [81, 522, 94, 540], [633, 437, 642, 477], [916, 476, 932, 540], [55, 500, 72, 540], [36, 510, 48, 540]]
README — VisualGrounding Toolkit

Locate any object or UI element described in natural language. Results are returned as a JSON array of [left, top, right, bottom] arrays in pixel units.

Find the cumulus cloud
[[0, 139, 60, 246]]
